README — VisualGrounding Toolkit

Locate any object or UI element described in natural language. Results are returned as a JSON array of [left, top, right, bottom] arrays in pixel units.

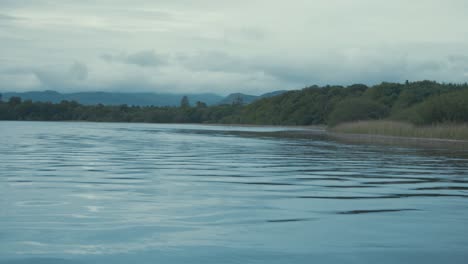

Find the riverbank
[[2, 119, 468, 149], [210, 121, 468, 144], [323, 120, 468, 150], [204, 124, 468, 151], [326, 131, 468, 150], [329, 121, 468, 141]]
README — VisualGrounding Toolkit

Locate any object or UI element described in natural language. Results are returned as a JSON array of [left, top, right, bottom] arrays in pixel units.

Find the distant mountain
[[2, 90, 64, 103], [218, 90, 287, 105], [1, 91, 224, 107], [0, 89, 288, 106], [218, 93, 258, 105], [258, 90, 287, 99]]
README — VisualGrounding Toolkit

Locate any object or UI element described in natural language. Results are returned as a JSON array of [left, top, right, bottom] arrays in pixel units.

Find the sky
[[0, 0, 468, 95]]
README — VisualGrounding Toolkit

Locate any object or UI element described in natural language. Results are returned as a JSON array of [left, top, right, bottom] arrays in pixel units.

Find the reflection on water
[[1, 121, 468, 264]]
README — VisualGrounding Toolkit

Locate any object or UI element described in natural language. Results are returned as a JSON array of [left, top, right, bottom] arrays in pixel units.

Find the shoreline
[[2, 120, 468, 149], [325, 131, 468, 150], [327, 131, 468, 143], [238, 126, 468, 150]]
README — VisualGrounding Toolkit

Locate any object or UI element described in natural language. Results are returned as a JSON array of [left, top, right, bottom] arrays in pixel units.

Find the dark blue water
[[1, 121, 468, 263]]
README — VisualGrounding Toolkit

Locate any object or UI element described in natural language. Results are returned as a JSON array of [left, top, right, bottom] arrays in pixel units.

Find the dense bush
[[327, 98, 389, 126], [393, 89, 468, 125]]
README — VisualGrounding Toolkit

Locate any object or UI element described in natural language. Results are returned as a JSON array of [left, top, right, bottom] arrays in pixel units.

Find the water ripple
[[1, 122, 468, 263]]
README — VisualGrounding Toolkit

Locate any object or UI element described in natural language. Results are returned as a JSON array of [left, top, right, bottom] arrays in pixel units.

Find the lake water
[[1, 121, 468, 264]]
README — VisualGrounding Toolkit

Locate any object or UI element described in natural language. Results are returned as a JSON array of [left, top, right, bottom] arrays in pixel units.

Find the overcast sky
[[1, 0, 467, 95]]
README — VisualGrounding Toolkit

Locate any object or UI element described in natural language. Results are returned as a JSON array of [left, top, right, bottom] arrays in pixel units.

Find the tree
[[8, 96, 22, 106], [180, 96, 190, 108], [196, 101, 207, 108], [395, 89, 468, 125], [232, 95, 244, 106], [327, 98, 389, 126]]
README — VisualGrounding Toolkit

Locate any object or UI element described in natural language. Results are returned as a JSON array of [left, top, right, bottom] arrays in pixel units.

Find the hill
[[1, 90, 287, 107], [0, 91, 224, 107], [218, 90, 287, 105], [236, 81, 468, 125]]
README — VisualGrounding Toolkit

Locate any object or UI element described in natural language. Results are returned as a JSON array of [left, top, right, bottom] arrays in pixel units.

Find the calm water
[[1, 121, 468, 264]]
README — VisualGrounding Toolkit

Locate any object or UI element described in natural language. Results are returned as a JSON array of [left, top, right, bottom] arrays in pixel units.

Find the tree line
[[1, 80, 467, 126], [0, 95, 242, 123]]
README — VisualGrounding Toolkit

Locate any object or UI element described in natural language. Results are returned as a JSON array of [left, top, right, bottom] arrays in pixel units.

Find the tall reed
[[330, 120, 468, 141]]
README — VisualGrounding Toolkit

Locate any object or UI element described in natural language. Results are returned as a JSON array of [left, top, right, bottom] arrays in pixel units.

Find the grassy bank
[[329, 121, 468, 141]]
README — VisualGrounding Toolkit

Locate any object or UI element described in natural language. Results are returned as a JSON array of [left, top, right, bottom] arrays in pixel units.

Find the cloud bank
[[0, 0, 467, 95]]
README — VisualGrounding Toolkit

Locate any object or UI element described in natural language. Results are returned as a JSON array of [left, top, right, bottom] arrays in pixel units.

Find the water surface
[[1, 121, 468, 263]]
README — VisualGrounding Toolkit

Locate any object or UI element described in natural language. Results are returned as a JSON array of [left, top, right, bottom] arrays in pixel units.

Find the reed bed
[[330, 120, 468, 141]]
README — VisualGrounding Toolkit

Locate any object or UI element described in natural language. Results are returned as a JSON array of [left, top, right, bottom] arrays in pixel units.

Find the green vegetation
[[233, 81, 468, 126], [330, 121, 468, 141], [327, 98, 388, 126], [392, 89, 468, 125], [0, 96, 243, 124], [1, 81, 467, 141]]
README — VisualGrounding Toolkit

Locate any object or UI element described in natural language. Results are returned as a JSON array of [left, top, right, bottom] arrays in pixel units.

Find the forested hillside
[[235, 81, 468, 125], [1, 81, 467, 126]]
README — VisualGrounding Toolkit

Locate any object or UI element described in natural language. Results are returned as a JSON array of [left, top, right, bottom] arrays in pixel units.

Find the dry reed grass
[[330, 120, 468, 141]]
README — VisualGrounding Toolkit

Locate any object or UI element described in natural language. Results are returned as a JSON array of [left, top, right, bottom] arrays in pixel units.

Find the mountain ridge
[[0, 90, 287, 106]]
